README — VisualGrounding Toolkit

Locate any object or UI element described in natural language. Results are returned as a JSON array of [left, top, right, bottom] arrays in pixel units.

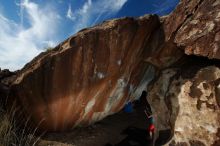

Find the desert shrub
[[44, 46, 54, 52]]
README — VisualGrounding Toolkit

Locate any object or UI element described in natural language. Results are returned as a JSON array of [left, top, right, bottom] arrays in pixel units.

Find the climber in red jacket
[[145, 109, 155, 138], [142, 90, 155, 145], [144, 109, 155, 146]]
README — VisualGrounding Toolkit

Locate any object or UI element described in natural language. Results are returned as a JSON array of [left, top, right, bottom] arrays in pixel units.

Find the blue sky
[[0, 0, 179, 71]]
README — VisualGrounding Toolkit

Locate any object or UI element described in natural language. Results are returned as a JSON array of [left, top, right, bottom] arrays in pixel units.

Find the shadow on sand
[[105, 126, 153, 146]]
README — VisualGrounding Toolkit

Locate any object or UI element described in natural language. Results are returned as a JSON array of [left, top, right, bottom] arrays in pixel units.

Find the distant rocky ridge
[[0, 0, 219, 145]]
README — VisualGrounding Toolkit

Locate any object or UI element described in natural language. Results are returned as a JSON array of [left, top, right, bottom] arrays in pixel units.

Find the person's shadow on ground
[[105, 126, 153, 146]]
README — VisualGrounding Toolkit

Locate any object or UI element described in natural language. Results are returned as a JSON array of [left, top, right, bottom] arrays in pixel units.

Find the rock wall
[[164, 0, 220, 59], [147, 64, 220, 146], [149, 0, 220, 144], [9, 15, 182, 131]]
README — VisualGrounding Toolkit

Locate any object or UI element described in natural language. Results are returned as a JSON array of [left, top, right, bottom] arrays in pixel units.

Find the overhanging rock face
[[10, 15, 178, 131]]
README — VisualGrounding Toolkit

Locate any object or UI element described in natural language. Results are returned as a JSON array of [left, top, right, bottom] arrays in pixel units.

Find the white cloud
[[67, 0, 127, 33], [0, 0, 60, 71], [66, 4, 75, 21]]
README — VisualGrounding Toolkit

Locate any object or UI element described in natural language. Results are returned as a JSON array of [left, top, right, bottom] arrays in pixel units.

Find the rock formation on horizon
[[0, 0, 219, 145]]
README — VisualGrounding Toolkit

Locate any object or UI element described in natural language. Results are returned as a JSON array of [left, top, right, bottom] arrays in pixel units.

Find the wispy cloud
[[67, 0, 127, 34], [151, 0, 179, 15], [0, 0, 60, 71], [66, 4, 75, 21]]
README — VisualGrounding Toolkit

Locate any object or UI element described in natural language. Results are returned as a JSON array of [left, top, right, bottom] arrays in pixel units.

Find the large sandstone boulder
[[147, 65, 220, 146], [9, 15, 182, 131], [4, 0, 219, 139]]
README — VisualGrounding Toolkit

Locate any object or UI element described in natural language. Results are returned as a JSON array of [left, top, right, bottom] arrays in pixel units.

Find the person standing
[[145, 109, 155, 140], [142, 90, 155, 146]]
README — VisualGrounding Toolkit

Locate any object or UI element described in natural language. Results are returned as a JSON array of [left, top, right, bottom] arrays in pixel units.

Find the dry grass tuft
[[0, 105, 41, 146]]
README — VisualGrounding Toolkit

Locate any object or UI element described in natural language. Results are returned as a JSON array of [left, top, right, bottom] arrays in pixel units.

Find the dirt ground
[[37, 103, 151, 146]]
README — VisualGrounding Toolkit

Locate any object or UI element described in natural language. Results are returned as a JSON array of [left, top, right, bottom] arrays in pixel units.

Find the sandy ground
[[37, 104, 150, 146]]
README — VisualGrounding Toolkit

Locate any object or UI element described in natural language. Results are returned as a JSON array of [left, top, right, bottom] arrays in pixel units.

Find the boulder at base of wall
[[147, 65, 220, 146]]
